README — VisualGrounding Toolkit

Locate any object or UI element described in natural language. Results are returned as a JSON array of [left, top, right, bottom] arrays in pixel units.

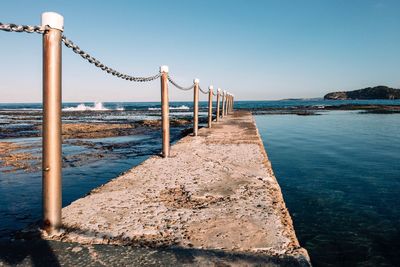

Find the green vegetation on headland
[[324, 86, 400, 100]]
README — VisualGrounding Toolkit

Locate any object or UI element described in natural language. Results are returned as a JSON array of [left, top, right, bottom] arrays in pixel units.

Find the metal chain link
[[0, 22, 44, 34], [167, 75, 195, 91], [61, 35, 161, 82], [1, 23, 212, 88], [199, 85, 209, 94]]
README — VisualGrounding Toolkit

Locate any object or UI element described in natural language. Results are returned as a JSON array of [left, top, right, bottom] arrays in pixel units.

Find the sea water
[[0, 100, 400, 266], [256, 111, 400, 266]]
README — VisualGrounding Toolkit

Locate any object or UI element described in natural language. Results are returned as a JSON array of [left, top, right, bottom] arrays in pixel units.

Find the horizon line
[[0, 98, 327, 104]]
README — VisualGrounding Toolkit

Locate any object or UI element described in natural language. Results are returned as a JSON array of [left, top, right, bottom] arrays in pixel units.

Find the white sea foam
[[148, 105, 190, 111], [62, 102, 124, 111]]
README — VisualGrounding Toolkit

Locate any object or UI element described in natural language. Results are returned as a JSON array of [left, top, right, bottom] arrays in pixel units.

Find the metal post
[[222, 90, 226, 118], [207, 85, 213, 128], [230, 95, 232, 113], [228, 94, 231, 114], [228, 95, 231, 113], [160, 66, 170, 157], [225, 91, 228, 116], [232, 95, 234, 112], [216, 88, 221, 122], [42, 12, 63, 234], [193, 79, 199, 136], [226, 93, 230, 115]]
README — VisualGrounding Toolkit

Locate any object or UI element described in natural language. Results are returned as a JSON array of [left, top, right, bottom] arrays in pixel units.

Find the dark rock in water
[[295, 111, 320, 116], [324, 86, 400, 100]]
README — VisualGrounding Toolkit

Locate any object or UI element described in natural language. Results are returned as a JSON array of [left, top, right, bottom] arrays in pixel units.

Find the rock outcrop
[[324, 86, 400, 100]]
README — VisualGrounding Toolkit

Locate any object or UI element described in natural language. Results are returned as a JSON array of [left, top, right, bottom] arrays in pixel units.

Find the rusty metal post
[[42, 12, 63, 234], [221, 90, 226, 118], [207, 85, 213, 128], [216, 88, 221, 122], [193, 79, 199, 136], [160, 66, 170, 157]]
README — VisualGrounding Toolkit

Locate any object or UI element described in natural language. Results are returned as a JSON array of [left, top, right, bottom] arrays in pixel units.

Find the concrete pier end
[[46, 111, 311, 266]]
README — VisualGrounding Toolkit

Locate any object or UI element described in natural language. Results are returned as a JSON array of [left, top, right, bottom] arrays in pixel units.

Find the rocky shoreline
[[249, 104, 400, 115], [0, 120, 195, 173]]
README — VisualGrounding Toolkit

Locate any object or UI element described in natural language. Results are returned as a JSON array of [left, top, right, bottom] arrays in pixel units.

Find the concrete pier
[[47, 111, 310, 265]]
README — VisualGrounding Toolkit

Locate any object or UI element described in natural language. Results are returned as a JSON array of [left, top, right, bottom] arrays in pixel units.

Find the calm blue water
[[256, 111, 400, 267]]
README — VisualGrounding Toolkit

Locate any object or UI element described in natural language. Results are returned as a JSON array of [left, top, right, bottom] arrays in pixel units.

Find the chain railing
[[0, 22, 161, 82], [1, 13, 235, 234], [167, 75, 195, 91], [0, 22, 44, 34], [199, 85, 209, 94], [62, 36, 161, 82]]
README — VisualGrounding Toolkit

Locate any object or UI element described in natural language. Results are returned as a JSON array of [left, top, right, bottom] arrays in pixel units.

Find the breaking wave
[[63, 102, 124, 111], [148, 105, 190, 111]]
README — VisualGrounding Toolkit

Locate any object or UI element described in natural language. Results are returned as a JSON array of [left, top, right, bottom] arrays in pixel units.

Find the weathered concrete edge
[[251, 115, 311, 264]]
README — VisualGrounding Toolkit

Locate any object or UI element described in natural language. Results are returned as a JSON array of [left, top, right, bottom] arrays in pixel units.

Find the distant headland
[[324, 86, 400, 100]]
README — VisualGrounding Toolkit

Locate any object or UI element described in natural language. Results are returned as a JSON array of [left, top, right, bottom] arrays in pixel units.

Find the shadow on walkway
[[0, 229, 60, 267], [0, 224, 310, 266]]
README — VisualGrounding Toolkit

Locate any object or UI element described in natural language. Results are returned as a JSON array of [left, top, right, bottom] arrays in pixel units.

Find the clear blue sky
[[1, 0, 399, 102]]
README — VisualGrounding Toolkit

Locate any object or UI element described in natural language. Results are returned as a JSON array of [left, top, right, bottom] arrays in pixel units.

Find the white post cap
[[217, 88, 221, 92], [193, 78, 200, 84], [208, 85, 214, 90], [160, 65, 169, 73], [41, 12, 64, 31], [223, 90, 227, 94]]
